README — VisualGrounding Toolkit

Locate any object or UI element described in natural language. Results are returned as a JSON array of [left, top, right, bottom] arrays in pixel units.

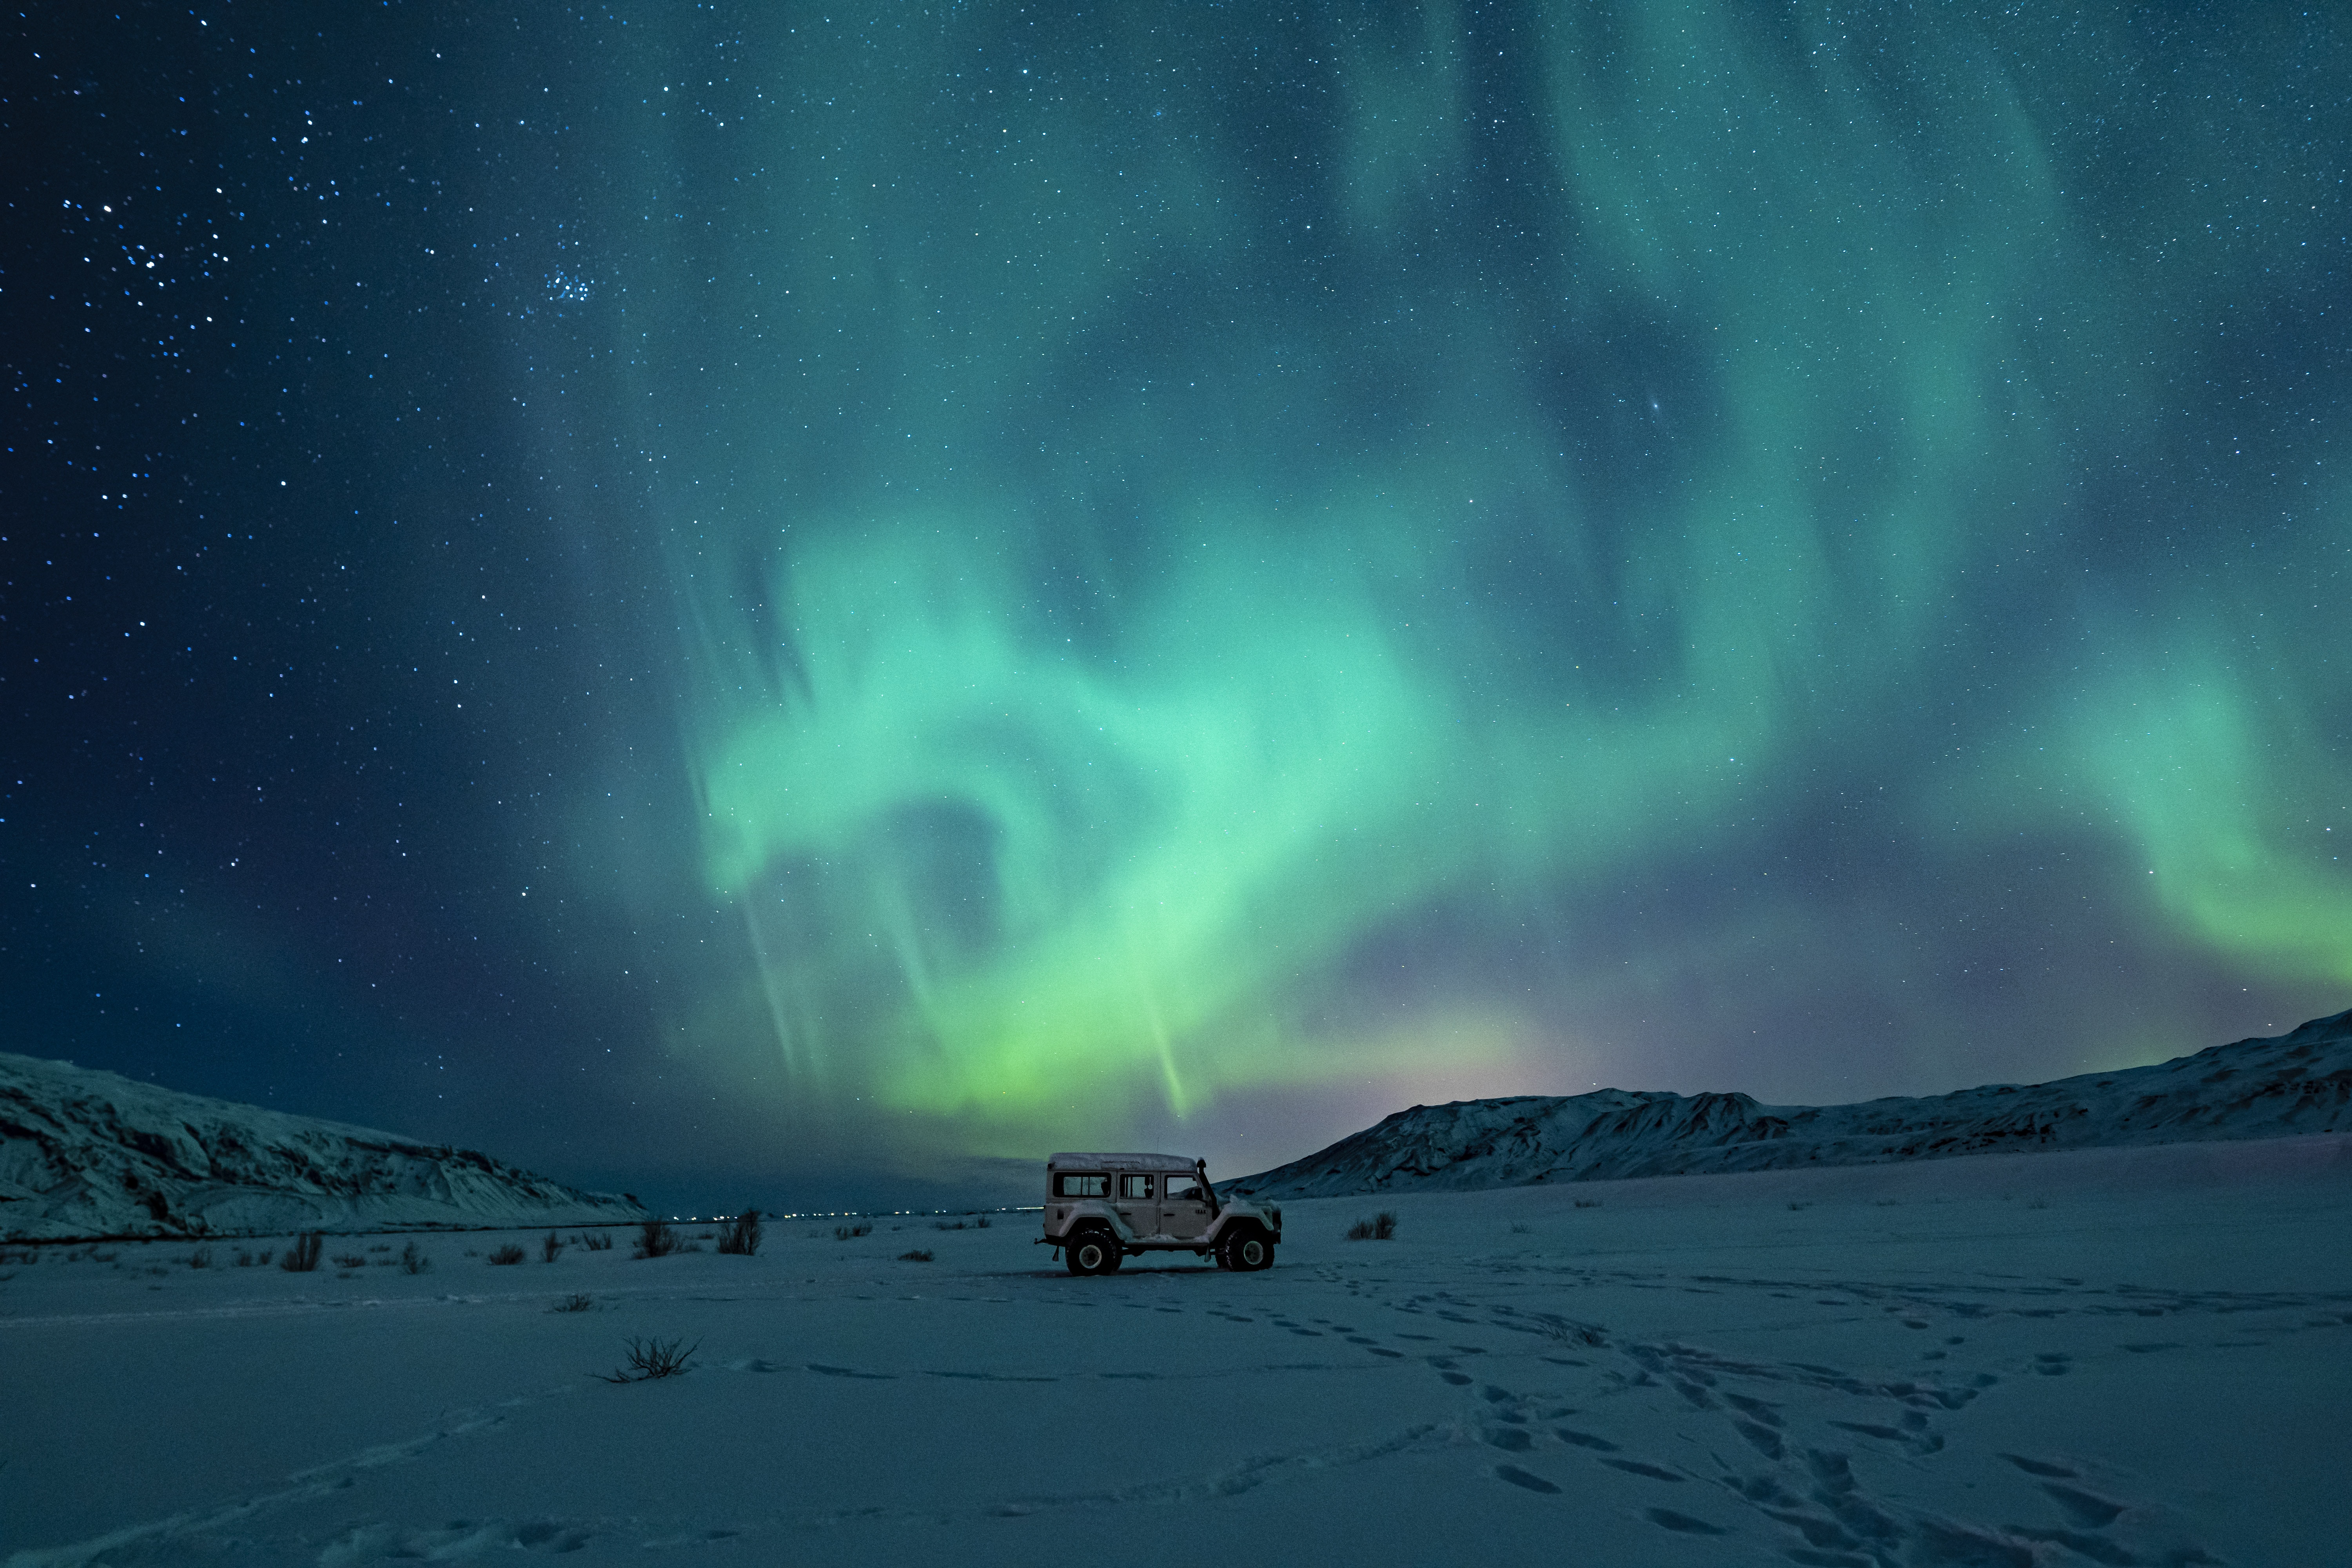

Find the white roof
[[1046, 1152, 1200, 1173]]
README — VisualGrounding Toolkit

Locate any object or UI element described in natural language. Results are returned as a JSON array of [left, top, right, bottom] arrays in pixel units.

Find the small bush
[[332, 1253, 368, 1269], [717, 1209, 762, 1256], [1533, 1313, 1609, 1348], [550, 1292, 595, 1313], [1345, 1212, 1398, 1242], [581, 1230, 613, 1252], [832, 1221, 872, 1241], [541, 1231, 565, 1264], [595, 1334, 700, 1383], [367, 1243, 392, 1253], [898, 1249, 934, 1262], [399, 1241, 431, 1274], [634, 1219, 682, 1259], [234, 1250, 257, 1267], [974, 1214, 990, 1229], [281, 1232, 324, 1272], [186, 1247, 214, 1269], [934, 1220, 965, 1231], [1573, 1199, 1602, 1209], [487, 1243, 528, 1265]]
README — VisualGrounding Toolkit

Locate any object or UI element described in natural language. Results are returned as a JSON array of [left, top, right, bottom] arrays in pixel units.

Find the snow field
[[5, 1134, 2349, 1566]]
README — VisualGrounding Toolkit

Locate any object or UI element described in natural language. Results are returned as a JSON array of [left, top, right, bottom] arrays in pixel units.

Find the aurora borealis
[[10, 2, 2349, 1207]]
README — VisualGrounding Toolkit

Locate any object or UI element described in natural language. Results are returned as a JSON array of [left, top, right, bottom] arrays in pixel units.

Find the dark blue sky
[[7, 1, 2348, 1214]]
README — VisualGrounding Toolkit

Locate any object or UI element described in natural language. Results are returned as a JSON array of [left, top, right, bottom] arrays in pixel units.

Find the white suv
[[1036, 1152, 1282, 1273]]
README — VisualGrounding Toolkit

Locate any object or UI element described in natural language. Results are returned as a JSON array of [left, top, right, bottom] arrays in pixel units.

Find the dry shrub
[[487, 1243, 528, 1265], [1533, 1313, 1609, 1348], [399, 1241, 431, 1274], [1345, 1212, 1398, 1241], [281, 1232, 324, 1272], [717, 1209, 762, 1256], [595, 1335, 699, 1383], [581, 1230, 614, 1252], [898, 1248, 934, 1263], [542, 1231, 565, 1263], [633, 1219, 681, 1259]]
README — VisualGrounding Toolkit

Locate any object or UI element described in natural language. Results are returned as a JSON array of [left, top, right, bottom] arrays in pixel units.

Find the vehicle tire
[[1099, 1243, 1123, 1273], [1066, 1229, 1116, 1276], [1222, 1227, 1273, 1272]]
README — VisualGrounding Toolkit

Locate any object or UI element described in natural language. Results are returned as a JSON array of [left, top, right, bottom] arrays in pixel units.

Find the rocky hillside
[[0, 1053, 646, 1241], [1229, 1009, 2352, 1200]]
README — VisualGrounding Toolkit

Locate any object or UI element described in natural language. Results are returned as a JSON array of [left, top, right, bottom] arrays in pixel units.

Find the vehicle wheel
[[1099, 1244, 1123, 1273], [1223, 1228, 1273, 1272], [1066, 1229, 1116, 1275]]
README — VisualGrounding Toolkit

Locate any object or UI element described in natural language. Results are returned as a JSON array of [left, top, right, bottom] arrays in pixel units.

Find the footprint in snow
[[2041, 1484, 2126, 1529], [1554, 1428, 1619, 1452], [1602, 1458, 1684, 1482], [1645, 1508, 1729, 1535], [1493, 1464, 1559, 1494]]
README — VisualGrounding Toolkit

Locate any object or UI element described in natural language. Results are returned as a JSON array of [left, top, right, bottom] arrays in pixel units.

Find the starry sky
[[7, 2, 2348, 1213]]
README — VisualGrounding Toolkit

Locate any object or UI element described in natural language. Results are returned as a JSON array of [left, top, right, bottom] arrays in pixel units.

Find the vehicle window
[[1163, 1174, 1204, 1203], [1119, 1174, 1155, 1200], [1055, 1173, 1107, 1198]]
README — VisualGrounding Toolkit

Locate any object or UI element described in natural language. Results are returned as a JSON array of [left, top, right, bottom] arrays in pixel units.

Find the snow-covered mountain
[[1229, 1008, 2352, 1200], [0, 1053, 646, 1240]]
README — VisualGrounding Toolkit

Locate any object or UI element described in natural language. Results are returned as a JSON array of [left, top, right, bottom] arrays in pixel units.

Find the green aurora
[[537, 1, 2350, 1164]]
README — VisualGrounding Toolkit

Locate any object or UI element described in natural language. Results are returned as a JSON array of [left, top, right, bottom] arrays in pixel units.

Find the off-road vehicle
[[1037, 1152, 1282, 1274]]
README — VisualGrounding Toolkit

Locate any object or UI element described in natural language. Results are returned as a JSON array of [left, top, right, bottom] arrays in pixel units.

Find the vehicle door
[[1159, 1171, 1212, 1240], [1113, 1172, 1158, 1236]]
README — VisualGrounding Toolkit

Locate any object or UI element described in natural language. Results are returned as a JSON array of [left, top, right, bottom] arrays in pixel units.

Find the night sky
[[8, 2, 2348, 1212]]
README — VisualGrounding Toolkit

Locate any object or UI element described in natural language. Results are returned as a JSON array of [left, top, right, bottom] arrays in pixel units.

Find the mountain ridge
[[1227, 1009, 2352, 1200], [0, 1052, 646, 1241]]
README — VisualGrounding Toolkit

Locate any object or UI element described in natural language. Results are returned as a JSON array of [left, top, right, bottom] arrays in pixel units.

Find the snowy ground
[[7, 1136, 2349, 1568]]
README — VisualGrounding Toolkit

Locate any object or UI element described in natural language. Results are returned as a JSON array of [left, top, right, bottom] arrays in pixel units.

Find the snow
[[7, 1133, 2348, 1566], [0, 1053, 645, 1241], [1230, 1009, 2352, 1200]]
